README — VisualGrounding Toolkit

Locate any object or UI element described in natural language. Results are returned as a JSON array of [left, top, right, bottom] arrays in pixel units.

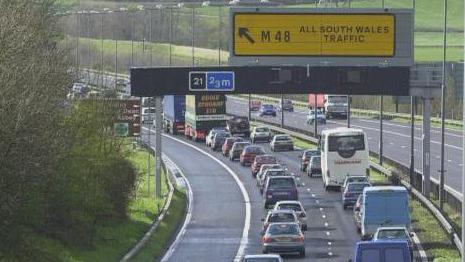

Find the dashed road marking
[[326, 231, 330, 236]]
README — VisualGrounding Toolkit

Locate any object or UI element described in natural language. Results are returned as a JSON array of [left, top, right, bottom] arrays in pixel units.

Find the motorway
[[141, 127, 424, 261], [226, 96, 464, 193]]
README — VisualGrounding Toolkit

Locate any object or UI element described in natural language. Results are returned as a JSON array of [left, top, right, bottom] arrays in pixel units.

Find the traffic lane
[[141, 130, 246, 261], [163, 133, 352, 261], [249, 102, 463, 192], [263, 144, 360, 260], [227, 96, 463, 140]]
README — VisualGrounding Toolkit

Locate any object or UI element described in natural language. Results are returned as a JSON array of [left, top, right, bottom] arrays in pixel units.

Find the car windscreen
[[268, 213, 295, 222], [377, 230, 408, 240], [348, 183, 370, 192], [348, 177, 368, 183], [268, 224, 299, 235], [244, 258, 280, 262], [327, 96, 348, 103], [246, 147, 265, 154], [267, 170, 285, 176], [328, 135, 365, 152], [234, 143, 249, 150], [275, 136, 290, 141], [277, 204, 302, 212], [269, 178, 295, 188], [305, 150, 319, 157], [263, 105, 274, 109], [256, 156, 276, 163], [256, 127, 269, 132], [216, 132, 230, 138]]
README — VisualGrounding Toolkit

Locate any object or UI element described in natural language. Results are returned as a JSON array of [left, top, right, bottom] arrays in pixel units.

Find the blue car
[[259, 104, 277, 117], [342, 182, 371, 209], [350, 240, 412, 262]]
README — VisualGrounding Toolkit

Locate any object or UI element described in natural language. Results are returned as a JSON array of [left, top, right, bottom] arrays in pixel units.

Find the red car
[[249, 99, 261, 111], [251, 155, 277, 177], [222, 137, 244, 156], [240, 145, 266, 166]]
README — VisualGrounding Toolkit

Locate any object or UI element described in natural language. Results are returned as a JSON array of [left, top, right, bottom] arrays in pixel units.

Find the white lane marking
[[319, 207, 324, 212], [307, 188, 311, 192], [316, 200, 320, 204], [328, 252, 333, 256], [327, 242, 332, 246], [448, 159, 452, 163], [147, 128, 251, 262], [161, 163, 194, 262], [411, 231, 428, 262], [329, 120, 463, 151], [459, 164, 463, 167], [311, 194, 316, 198], [324, 222, 328, 227], [401, 145, 407, 149], [322, 214, 326, 219], [389, 142, 394, 145], [326, 231, 330, 236]]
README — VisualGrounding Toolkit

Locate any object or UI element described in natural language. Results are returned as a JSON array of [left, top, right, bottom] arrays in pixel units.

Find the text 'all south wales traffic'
[[234, 13, 395, 56]]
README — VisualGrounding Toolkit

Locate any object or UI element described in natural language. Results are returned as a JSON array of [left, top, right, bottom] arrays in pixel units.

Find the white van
[[319, 127, 369, 190]]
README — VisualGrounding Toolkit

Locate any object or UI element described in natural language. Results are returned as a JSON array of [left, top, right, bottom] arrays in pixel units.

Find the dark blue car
[[350, 240, 412, 262], [259, 104, 277, 117], [342, 182, 371, 209]]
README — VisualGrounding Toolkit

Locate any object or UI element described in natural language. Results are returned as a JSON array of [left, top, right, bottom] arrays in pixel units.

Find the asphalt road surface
[[141, 127, 424, 261], [227, 96, 463, 193]]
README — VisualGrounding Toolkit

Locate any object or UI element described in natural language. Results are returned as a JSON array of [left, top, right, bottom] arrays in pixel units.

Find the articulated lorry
[[308, 94, 349, 119], [184, 94, 227, 141], [163, 95, 186, 135]]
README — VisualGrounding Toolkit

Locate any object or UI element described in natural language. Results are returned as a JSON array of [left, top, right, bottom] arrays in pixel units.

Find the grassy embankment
[[31, 144, 186, 261]]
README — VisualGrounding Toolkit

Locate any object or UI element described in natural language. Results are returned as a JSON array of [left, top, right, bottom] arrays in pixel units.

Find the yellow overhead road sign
[[233, 13, 395, 57]]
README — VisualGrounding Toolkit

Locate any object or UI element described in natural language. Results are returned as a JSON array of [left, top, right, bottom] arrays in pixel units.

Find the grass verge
[[30, 144, 171, 261], [131, 188, 187, 261]]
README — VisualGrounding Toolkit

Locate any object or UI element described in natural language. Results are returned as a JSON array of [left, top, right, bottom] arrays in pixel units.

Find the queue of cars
[[197, 124, 413, 261]]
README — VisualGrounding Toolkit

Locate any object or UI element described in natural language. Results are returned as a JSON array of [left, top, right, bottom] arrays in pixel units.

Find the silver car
[[256, 164, 283, 187], [273, 201, 308, 231], [251, 126, 272, 143], [262, 222, 305, 257], [270, 135, 294, 152], [242, 254, 283, 262]]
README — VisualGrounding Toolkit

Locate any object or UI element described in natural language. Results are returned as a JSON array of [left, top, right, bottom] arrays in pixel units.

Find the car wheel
[[343, 204, 347, 210], [309, 172, 312, 178], [300, 249, 305, 258], [262, 248, 268, 254], [303, 225, 308, 231]]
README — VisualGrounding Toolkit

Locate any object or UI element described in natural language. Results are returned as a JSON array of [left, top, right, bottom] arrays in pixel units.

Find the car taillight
[[262, 236, 272, 243], [297, 234, 304, 242]]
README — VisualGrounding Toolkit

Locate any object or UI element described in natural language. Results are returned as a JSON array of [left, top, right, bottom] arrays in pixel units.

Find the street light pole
[[439, 0, 448, 210], [191, 7, 195, 67], [410, 96, 416, 186], [379, 95, 384, 165], [149, 9, 153, 66], [218, 6, 221, 66], [131, 12, 135, 67], [100, 12, 104, 88]]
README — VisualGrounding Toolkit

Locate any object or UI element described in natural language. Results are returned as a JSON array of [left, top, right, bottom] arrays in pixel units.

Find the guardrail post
[[379, 95, 384, 165]]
